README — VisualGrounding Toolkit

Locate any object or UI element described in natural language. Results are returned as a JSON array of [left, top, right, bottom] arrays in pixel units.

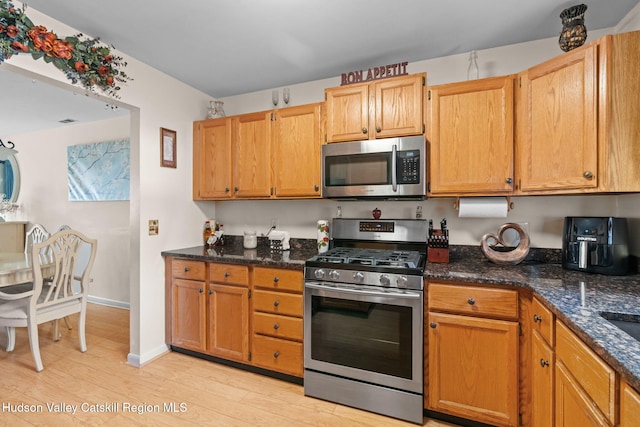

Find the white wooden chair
[[0, 229, 97, 371], [24, 223, 51, 255]]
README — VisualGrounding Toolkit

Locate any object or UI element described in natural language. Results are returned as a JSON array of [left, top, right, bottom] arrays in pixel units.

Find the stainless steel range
[[304, 218, 427, 424]]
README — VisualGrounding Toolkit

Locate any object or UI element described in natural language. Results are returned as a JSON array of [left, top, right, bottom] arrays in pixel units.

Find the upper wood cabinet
[[233, 111, 272, 198], [427, 76, 515, 196], [516, 30, 640, 194], [193, 118, 233, 200], [325, 73, 425, 142], [271, 103, 323, 198], [193, 103, 323, 200]]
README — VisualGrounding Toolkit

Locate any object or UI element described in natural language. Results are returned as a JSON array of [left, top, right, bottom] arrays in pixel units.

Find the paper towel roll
[[458, 197, 509, 218]]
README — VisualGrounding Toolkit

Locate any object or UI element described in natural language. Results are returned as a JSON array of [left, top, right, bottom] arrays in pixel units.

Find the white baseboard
[[88, 295, 130, 310], [127, 344, 170, 368]]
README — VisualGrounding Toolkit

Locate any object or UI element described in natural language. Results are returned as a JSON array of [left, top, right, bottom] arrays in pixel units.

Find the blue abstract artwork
[[67, 139, 130, 201]]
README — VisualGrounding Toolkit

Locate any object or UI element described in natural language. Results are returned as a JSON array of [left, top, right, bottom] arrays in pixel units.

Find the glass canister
[[243, 230, 257, 249]]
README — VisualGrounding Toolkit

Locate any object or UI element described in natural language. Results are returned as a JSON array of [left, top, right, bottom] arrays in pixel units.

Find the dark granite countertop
[[162, 240, 640, 393]]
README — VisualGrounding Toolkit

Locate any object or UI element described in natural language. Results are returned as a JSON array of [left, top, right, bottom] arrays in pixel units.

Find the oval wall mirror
[[0, 153, 20, 202]]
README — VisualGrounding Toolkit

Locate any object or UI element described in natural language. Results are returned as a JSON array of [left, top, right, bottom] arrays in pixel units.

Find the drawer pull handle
[[273, 277, 279, 283], [430, 322, 437, 328], [273, 300, 280, 307], [273, 323, 279, 330], [533, 314, 543, 323], [274, 351, 280, 359], [467, 298, 475, 305], [540, 359, 550, 368], [184, 267, 190, 272], [224, 272, 230, 278]]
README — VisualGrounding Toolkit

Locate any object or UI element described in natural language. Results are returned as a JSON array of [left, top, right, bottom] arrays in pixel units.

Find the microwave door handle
[[391, 144, 398, 192]]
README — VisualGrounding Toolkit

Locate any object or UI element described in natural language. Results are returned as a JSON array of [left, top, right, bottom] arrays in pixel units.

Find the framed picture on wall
[[160, 128, 177, 168]]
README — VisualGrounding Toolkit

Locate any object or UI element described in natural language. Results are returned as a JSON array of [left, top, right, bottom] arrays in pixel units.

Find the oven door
[[304, 281, 423, 393]]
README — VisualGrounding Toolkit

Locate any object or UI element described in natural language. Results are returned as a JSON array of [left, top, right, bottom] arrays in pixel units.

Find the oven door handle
[[305, 282, 421, 300]]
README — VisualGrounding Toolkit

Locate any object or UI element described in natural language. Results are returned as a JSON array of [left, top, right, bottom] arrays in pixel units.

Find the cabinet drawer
[[556, 320, 616, 424], [253, 267, 303, 292], [253, 312, 303, 341], [252, 334, 303, 377], [172, 259, 206, 281], [428, 282, 518, 319], [253, 290, 302, 317], [532, 297, 554, 346], [209, 264, 249, 286]]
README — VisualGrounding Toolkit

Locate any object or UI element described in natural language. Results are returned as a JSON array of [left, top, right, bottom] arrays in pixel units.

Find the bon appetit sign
[[341, 61, 409, 85]]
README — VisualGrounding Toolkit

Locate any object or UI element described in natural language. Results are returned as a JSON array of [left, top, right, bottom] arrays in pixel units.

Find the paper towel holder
[[454, 196, 515, 212]]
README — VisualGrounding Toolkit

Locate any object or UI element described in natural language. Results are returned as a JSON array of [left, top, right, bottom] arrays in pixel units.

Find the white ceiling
[[2, 0, 639, 136]]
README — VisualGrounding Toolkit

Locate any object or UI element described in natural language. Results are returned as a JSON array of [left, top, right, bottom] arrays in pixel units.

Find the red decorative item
[[372, 208, 381, 219]]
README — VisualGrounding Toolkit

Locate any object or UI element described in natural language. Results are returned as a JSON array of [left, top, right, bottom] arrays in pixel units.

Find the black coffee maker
[[562, 217, 629, 275]]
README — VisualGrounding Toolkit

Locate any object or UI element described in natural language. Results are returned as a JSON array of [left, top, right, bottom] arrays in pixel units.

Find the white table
[[0, 252, 34, 288]]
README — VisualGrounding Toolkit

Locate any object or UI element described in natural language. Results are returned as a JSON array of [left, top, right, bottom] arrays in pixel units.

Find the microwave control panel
[[397, 150, 421, 183]]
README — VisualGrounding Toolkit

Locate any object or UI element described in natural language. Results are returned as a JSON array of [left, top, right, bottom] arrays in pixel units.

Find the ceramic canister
[[317, 220, 329, 253]]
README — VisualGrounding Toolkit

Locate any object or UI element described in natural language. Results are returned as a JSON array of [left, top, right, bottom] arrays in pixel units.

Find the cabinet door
[[207, 283, 249, 362], [325, 84, 369, 142], [428, 311, 519, 427], [172, 279, 206, 352], [555, 360, 612, 427], [532, 330, 554, 427], [272, 104, 322, 197], [193, 118, 233, 199], [233, 112, 272, 198], [517, 43, 598, 193], [427, 76, 514, 195], [620, 380, 640, 427], [375, 74, 424, 139]]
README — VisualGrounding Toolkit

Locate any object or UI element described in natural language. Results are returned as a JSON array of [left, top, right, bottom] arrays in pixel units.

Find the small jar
[[243, 230, 257, 249]]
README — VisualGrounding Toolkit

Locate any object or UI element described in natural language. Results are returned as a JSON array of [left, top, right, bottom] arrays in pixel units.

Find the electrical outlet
[[271, 219, 279, 229], [149, 219, 159, 235]]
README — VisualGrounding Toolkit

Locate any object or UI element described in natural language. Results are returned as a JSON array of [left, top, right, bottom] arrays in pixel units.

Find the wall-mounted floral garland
[[0, 0, 131, 98]]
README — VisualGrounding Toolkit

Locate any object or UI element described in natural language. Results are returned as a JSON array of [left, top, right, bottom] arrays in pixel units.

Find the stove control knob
[[353, 272, 365, 283], [379, 274, 391, 286], [329, 270, 340, 280], [396, 276, 408, 287], [314, 269, 326, 280]]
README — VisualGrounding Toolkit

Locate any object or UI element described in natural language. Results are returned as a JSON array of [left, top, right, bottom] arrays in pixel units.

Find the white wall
[[8, 117, 131, 307]]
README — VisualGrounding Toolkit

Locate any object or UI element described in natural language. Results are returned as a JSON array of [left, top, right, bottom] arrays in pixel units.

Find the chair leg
[[52, 319, 60, 342], [78, 309, 87, 353], [27, 316, 43, 372], [5, 326, 16, 352], [63, 316, 72, 330]]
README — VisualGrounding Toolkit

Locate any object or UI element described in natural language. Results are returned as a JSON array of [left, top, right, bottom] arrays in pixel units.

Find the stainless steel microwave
[[321, 136, 426, 200]]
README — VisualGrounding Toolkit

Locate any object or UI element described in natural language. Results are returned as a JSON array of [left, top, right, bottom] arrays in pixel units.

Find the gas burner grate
[[318, 247, 423, 269]]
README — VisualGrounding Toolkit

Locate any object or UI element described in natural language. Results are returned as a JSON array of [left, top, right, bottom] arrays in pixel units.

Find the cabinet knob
[[467, 298, 475, 305], [362, 127, 368, 134], [375, 126, 381, 133], [199, 288, 204, 293], [273, 300, 280, 307], [506, 177, 513, 184], [208, 289, 213, 295], [273, 277, 279, 283], [224, 272, 230, 278], [225, 187, 230, 193], [273, 323, 279, 330], [184, 267, 190, 272], [314, 184, 319, 192], [234, 187, 239, 193], [273, 351, 280, 359], [430, 322, 437, 328], [583, 171, 594, 179], [540, 358, 550, 367], [533, 314, 543, 323]]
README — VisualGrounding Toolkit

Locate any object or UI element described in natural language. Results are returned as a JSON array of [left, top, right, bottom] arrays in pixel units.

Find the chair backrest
[[31, 229, 97, 308], [25, 224, 51, 255]]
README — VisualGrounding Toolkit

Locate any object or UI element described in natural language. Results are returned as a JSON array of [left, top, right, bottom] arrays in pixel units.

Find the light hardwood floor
[[0, 303, 459, 426]]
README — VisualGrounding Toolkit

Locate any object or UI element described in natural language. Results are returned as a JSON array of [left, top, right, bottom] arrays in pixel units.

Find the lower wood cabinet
[[621, 379, 640, 427], [427, 282, 519, 427], [530, 297, 555, 427], [166, 257, 302, 378], [251, 267, 303, 377]]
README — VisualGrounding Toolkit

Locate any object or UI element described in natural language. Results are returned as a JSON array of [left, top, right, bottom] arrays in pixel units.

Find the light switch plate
[[149, 219, 159, 235]]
